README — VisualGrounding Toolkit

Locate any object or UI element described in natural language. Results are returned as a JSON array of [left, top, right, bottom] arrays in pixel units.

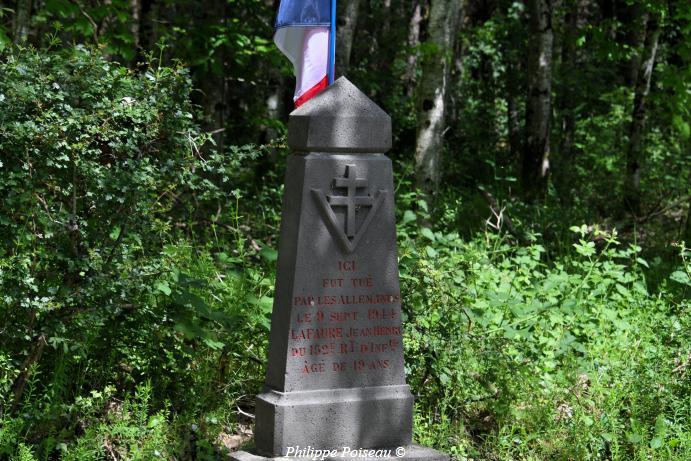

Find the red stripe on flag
[[295, 75, 328, 108]]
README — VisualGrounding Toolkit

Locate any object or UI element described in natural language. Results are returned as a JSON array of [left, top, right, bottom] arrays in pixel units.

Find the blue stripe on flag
[[275, 0, 331, 28]]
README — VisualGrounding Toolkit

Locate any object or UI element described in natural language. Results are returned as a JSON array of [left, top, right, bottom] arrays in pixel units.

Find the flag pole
[[328, 0, 336, 84]]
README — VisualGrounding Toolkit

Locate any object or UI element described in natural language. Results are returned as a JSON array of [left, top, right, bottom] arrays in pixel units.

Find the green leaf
[[574, 240, 596, 257], [173, 291, 237, 327], [673, 115, 690, 139], [109, 226, 121, 240], [626, 432, 643, 444], [615, 284, 629, 297], [570, 224, 588, 236], [0, 31, 9, 52], [155, 281, 172, 296], [250, 295, 274, 314], [654, 414, 668, 440], [636, 257, 649, 268], [148, 416, 161, 428], [670, 271, 690, 286], [502, 324, 519, 339], [259, 247, 278, 262], [174, 319, 205, 339], [402, 210, 416, 225], [438, 372, 450, 385], [420, 227, 435, 241], [202, 337, 225, 350]]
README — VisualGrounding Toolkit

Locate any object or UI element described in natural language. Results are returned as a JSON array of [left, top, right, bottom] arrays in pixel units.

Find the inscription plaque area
[[231, 78, 448, 461], [269, 153, 405, 394]]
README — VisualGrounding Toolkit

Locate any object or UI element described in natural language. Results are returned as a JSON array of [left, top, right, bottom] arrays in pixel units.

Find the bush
[[396, 204, 691, 460], [0, 45, 271, 458]]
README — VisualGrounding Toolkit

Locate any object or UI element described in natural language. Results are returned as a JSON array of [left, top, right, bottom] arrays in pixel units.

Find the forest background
[[0, 0, 690, 459]]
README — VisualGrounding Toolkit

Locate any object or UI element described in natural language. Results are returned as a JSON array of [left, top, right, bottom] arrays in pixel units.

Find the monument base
[[254, 385, 414, 456], [230, 445, 449, 461]]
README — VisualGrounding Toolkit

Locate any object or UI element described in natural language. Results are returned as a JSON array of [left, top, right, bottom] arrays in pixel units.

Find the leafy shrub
[[62, 383, 170, 461], [396, 202, 691, 460], [0, 45, 271, 458]]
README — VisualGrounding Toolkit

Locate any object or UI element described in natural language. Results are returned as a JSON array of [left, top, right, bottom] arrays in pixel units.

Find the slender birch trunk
[[13, 0, 33, 43], [625, 3, 647, 87], [555, 0, 588, 202], [623, 12, 660, 215], [448, 5, 466, 131], [404, 0, 423, 96], [381, 0, 392, 39], [414, 0, 462, 202], [506, 59, 522, 163], [499, 1, 523, 166], [336, 0, 361, 77], [130, 0, 141, 55]]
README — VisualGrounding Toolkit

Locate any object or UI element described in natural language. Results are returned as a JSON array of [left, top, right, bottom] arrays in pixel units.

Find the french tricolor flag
[[274, 0, 336, 107]]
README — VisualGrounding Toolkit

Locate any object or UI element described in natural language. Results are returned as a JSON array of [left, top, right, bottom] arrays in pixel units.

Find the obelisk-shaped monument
[[232, 78, 448, 461]]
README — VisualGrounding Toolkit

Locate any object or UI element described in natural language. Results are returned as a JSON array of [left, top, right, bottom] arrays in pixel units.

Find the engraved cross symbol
[[327, 165, 374, 238]]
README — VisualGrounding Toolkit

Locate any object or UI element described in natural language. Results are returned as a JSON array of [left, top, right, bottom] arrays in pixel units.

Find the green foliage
[[0, 45, 272, 458], [0, 43, 208, 402], [0, 7, 12, 52], [62, 383, 170, 460], [395, 200, 691, 459], [38, 0, 139, 60]]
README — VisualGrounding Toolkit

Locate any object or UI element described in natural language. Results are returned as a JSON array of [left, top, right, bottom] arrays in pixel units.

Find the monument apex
[[288, 77, 392, 153]]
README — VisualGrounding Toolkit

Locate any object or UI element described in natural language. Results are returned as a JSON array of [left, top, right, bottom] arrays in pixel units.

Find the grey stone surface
[[231, 445, 449, 461], [255, 386, 413, 456], [264, 154, 405, 393], [245, 79, 447, 461], [256, 153, 413, 456], [288, 77, 392, 153]]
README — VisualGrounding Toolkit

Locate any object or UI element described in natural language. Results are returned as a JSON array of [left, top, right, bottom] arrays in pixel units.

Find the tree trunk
[[13, 0, 32, 43], [447, 5, 466, 131], [499, 0, 523, 167], [522, 0, 554, 201], [624, 3, 646, 87], [554, 0, 588, 202], [10, 333, 46, 413], [506, 60, 522, 164], [623, 12, 660, 216], [141, 0, 158, 51], [414, 0, 461, 202], [381, 0, 392, 39], [685, 197, 691, 244], [336, 0, 361, 78], [198, 0, 228, 150], [404, 0, 423, 96], [130, 0, 141, 55]]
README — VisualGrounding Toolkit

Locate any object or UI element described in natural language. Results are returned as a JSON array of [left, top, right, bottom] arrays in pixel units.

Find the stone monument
[[231, 78, 448, 461]]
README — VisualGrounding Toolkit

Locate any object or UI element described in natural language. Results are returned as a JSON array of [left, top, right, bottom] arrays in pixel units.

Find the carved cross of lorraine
[[327, 165, 374, 238]]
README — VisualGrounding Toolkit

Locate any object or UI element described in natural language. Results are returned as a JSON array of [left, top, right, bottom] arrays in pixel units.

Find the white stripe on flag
[[274, 26, 329, 102]]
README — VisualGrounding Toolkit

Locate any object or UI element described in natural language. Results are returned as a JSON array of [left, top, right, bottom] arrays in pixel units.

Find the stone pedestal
[[231, 78, 447, 461]]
